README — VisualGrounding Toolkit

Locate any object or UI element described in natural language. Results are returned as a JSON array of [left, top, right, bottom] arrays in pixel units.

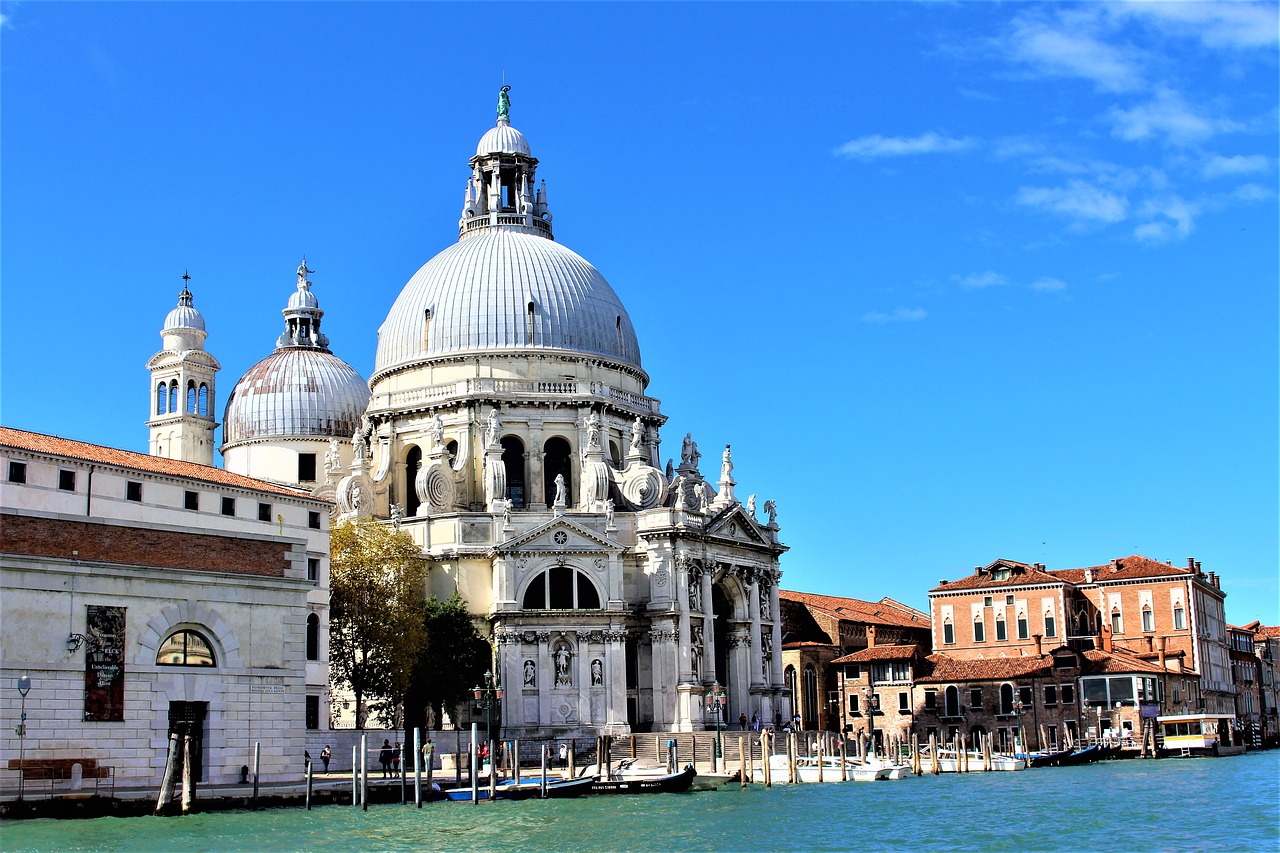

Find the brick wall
[[0, 512, 289, 577]]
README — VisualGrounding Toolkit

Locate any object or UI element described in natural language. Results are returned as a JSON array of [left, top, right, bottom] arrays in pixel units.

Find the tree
[[328, 519, 428, 729], [404, 592, 490, 738]]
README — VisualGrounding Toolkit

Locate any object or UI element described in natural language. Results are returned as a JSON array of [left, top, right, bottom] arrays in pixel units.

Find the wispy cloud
[[834, 132, 975, 160], [1016, 180, 1129, 224], [862, 307, 927, 324], [1113, 1, 1280, 51], [1109, 88, 1241, 146], [1134, 195, 1198, 244], [1006, 11, 1146, 93], [1030, 277, 1067, 293], [1201, 154, 1270, 180], [953, 271, 1008, 289]]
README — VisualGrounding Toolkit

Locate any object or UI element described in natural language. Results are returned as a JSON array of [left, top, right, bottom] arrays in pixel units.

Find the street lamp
[[471, 671, 503, 767], [16, 675, 31, 802], [1013, 696, 1026, 755], [862, 686, 876, 758], [705, 681, 726, 770]]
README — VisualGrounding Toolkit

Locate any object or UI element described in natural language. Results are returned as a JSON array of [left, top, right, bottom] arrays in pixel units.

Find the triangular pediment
[[494, 516, 626, 555], [705, 505, 767, 545]]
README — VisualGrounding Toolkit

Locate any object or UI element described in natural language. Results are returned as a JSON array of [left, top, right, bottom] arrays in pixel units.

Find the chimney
[[1084, 568, 1094, 583], [938, 580, 948, 586], [867, 625, 877, 649], [1033, 634, 1043, 656], [1195, 560, 1202, 575], [1101, 623, 1113, 653], [1157, 636, 1167, 671], [1109, 559, 1119, 573], [1145, 636, 1154, 654], [974, 566, 982, 575], [1187, 557, 1195, 572]]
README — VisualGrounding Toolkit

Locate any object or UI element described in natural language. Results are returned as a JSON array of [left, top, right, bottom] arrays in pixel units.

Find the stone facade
[[0, 427, 332, 787]]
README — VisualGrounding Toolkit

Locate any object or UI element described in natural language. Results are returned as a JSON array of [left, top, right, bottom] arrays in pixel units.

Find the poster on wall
[[84, 605, 126, 721]]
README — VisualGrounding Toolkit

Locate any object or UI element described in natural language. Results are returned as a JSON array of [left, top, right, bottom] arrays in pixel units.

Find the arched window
[[1016, 613, 1029, 640], [156, 629, 216, 667], [187, 381, 197, 413], [944, 685, 960, 717], [802, 665, 819, 728], [522, 567, 601, 610], [405, 446, 422, 517], [306, 614, 319, 661], [1173, 604, 1186, 630], [942, 618, 955, 645], [1111, 608, 1123, 635], [995, 614, 1007, 641], [198, 383, 209, 416], [543, 437, 573, 506], [156, 383, 167, 415], [1044, 609, 1057, 638], [168, 380, 178, 413], [1141, 607, 1154, 632], [501, 436, 526, 508], [999, 683, 1014, 715], [973, 615, 985, 643], [784, 665, 797, 719]]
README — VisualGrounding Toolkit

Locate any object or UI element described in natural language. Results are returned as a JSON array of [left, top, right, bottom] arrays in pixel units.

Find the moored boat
[[578, 760, 697, 795], [496, 776, 594, 799]]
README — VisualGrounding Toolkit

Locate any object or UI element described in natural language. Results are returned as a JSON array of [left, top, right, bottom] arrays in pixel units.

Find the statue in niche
[[591, 659, 603, 686], [554, 645, 572, 687], [630, 417, 644, 453], [689, 574, 702, 613], [759, 590, 771, 622], [325, 438, 342, 475], [585, 411, 601, 449], [487, 409, 502, 448], [763, 499, 778, 526], [553, 473, 566, 506], [390, 503, 403, 531], [523, 659, 536, 687], [502, 503, 512, 528], [690, 623, 704, 680]]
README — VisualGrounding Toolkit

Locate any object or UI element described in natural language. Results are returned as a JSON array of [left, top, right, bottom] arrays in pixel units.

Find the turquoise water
[[4, 752, 1277, 852]]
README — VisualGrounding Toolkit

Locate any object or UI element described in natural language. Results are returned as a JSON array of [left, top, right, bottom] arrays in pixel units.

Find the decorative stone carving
[[747, 494, 756, 519], [486, 409, 502, 448], [629, 417, 644, 453], [590, 658, 603, 686], [619, 465, 667, 510], [691, 622, 704, 680], [390, 503, 402, 531], [523, 659, 536, 686], [496, 631, 521, 645], [324, 438, 342, 476], [585, 411, 601, 450], [649, 628, 679, 644], [654, 569, 668, 587], [416, 460, 455, 513], [553, 642, 573, 687], [763, 499, 778, 527], [601, 630, 628, 643]]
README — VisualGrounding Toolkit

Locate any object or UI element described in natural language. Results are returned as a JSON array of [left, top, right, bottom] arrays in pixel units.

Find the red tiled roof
[[916, 653, 1054, 684], [831, 644, 923, 665], [1081, 649, 1169, 676], [930, 559, 1065, 592], [1, 427, 323, 501], [781, 640, 834, 649], [1051, 555, 1194, 584], [1255, 625, 1280, 640], [779, 590, 929, 629]]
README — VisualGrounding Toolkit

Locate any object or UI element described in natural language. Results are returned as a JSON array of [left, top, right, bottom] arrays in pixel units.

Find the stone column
[[749, 571, 764, 689], [649, 621, 679, 728], [604, 628, 630, 736], [675, 557, 693, 683], [701, 564, 717, 684]]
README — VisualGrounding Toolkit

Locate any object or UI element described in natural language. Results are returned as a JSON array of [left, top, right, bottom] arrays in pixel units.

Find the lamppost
[[705, 681, 726, 770], [862, 685, 876, 758], [471, 671, 503, 766], [1013, 696, 1026, 755], [16, 675, 31, 802]]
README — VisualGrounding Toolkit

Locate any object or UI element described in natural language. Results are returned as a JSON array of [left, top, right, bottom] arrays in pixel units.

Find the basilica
[[149, 88, 788, 739]]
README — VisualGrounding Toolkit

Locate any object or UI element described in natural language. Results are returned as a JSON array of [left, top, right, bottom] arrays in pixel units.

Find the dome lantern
[[460, 86, 553, 241]]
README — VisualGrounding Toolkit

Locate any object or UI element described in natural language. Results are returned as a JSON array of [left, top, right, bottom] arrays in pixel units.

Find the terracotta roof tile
[[1255, 625, 1280, 640], [930, 560, 1065, 592], [779, 590, 929, 629], [916, 653, 1053, 684], [1081, 649, 1169, 676], [831, 644, 923, 664], [0, 427, 323, 501], [1051, 555, 1194, 584]]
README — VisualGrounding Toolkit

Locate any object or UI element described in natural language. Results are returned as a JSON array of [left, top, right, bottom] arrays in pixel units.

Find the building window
[[184, 490, 199, 511], [923, 690, 937, 711], [1044, 611, 1056, 638], [187, 381, 197, 413], [844, 664, 861, 679], [298, 453, 317, 482], [168, 380, 178, 413], [258, 502, 272, 522], [898, 692, 909, 713], [848, 694, 860, 715], [308, 511, 321, 530], [305, 696, 320, 730], [522, 567, 602, 610], [1110, 609, 1123, 635], [803, 667, 819, 728], [970, 687, 983, 708], [999, 684, 1014, 715], [1047, 724, 1058, 748], [198, 383, 210, 416], [7, 461, 27, 484], [156, 383, 168, 415], [308, 558, 320, 582], [1017, 615, 1029, 640], [1142, 608, 1154, 632], [942, 619, 955, 645], [126, 481, 143, 502], [973, 617, 985, 643], [983, 595, 993, 607], [1061, 684, 1075, 704], [1173, 605, 1186, 630], [1044, 685, 1058, 707], [1005, 595, 1015, 606], [943, 686, 960, 717], [501, 436, 527, 508], [1018, 686, 1033, 705], [306, 614, 320, 661], [157, 630, 216, 667], [221, 497, 236, 516], [995, 617, 1007, 641], [59, 469, 76, 491]]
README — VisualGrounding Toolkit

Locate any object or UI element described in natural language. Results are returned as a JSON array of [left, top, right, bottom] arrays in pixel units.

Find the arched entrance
[[405, 445, 422, 516]]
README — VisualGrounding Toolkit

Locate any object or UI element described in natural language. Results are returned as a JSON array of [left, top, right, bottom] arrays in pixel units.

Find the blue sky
[[3, 2, 1276, 624]]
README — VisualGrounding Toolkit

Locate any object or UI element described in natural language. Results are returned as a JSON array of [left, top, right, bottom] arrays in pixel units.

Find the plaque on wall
[[84, 605, 126, 721]]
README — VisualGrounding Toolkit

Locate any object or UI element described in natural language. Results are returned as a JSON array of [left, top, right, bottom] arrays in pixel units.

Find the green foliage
[[328, 519, 428, 729], [404, 592, 490, 734]]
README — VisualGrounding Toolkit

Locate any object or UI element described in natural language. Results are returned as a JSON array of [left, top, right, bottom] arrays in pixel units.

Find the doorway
[[167, 701, 208, 783]]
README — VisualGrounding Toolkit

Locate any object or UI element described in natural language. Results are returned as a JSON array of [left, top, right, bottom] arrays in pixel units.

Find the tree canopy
[[404, 592, 490, 736], [328, 519, 428, 729]]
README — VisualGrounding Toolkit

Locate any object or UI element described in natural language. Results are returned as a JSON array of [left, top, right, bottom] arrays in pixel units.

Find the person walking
[[392, 742, 402, 775], [320, 744, 332, 773], [738, 712, 748, 731], [379, 738, 394, 779], [751, 712, 760, 731]]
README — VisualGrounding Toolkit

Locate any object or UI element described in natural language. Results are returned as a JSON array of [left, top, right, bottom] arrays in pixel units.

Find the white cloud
[[1109, 88, 1241, 146], [1229, 183, 1274, 202], [953, 271, 1008, 289], [1016, 180, 1129, 224], [1134, 195, 1198, 243], [862, 307, 927, 324], [1113, 1, 1279, 51], [834, 132, 975, 159], [1007, 12, 1146, 92], [1201, 154, 1270, 180], [1030, 277, 1067, 293]]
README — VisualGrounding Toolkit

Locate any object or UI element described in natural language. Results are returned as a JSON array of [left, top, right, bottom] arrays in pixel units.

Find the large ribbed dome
[[374, 229, 642, 374], [222, 349, 370, 444]]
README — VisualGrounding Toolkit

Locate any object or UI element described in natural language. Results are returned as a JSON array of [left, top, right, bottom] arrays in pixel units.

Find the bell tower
[[146, 273, 220, 465]]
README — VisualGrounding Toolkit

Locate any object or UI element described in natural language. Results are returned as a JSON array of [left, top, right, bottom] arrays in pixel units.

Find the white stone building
[[0, 427, 332, 787], [349, 89, 789, 737]]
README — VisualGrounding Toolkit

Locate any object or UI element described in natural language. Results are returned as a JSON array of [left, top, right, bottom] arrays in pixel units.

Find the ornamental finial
[[497, 85, 511, 122]]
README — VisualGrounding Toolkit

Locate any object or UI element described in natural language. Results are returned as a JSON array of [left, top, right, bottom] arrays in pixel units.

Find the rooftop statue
[[296, 258, 313, 289], [497, 85, 511, 121]]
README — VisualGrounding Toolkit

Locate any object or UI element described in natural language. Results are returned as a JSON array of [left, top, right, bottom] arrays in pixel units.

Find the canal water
[[4, 751, 1277, 852]]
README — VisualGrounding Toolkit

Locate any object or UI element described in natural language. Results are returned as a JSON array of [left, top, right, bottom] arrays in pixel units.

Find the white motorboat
[[930, 750, 1026, 772], [756, 753, 872, 783]]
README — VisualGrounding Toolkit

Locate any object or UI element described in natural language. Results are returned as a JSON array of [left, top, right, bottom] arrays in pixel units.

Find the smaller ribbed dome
[[164, 287, 206, 332], [288, 287, 319, 310], [476, 120, 531, 157], [222, 349, 370, 444]]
